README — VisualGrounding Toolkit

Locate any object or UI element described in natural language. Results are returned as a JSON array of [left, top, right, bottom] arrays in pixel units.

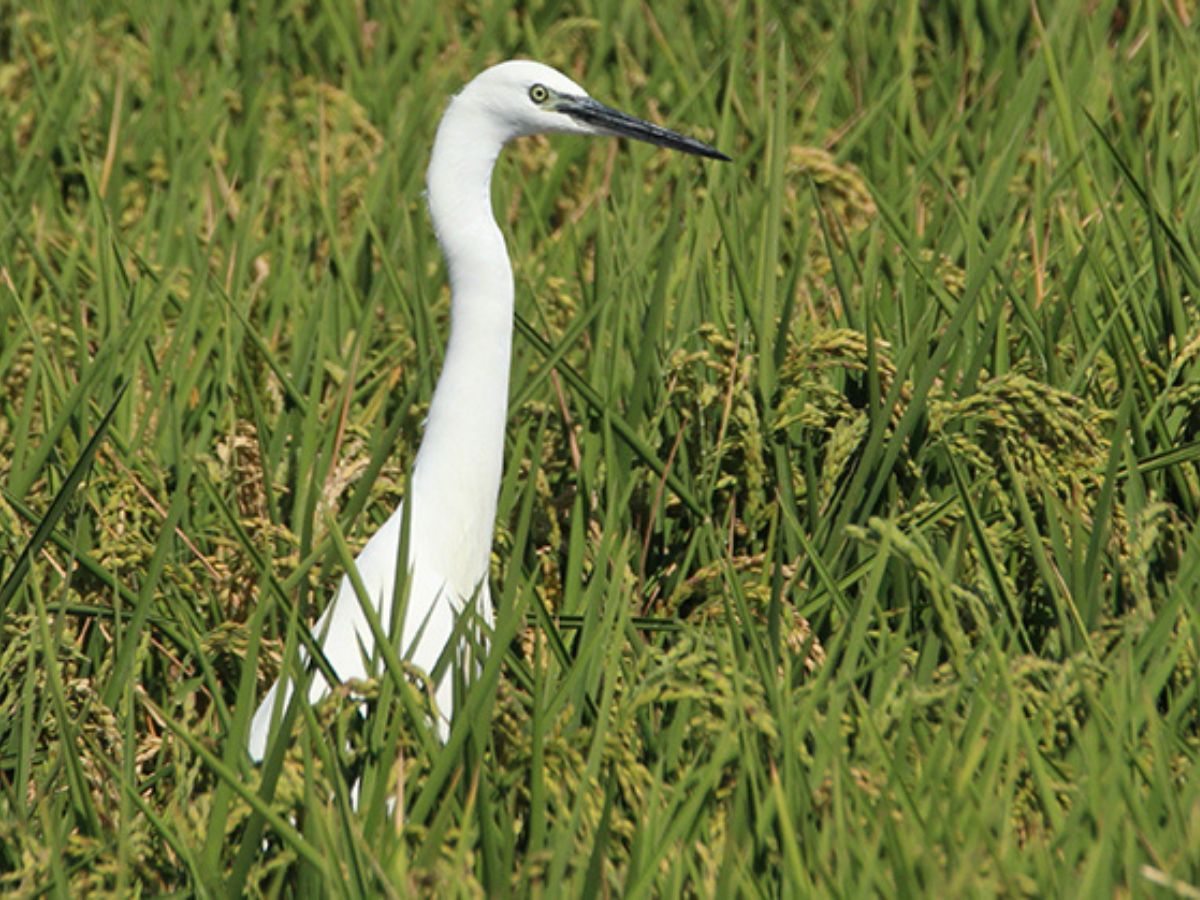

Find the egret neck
[[415, 98, 514, 598]]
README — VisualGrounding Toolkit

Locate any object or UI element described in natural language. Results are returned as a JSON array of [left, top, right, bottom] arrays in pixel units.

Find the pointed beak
[[559, 96, 731, 162]]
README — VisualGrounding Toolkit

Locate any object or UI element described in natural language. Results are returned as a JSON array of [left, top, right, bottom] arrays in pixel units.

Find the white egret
[[247, 60, 727, 760]]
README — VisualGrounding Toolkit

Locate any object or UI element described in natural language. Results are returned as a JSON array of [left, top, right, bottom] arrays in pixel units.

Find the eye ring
[[529, 83, 550, 104]]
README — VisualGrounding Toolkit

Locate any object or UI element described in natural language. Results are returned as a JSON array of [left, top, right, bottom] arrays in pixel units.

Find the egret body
[[248, 60, 727, 759]]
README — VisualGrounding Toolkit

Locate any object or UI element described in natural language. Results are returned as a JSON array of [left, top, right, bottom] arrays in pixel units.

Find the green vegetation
[[2, 0, 1199, 895]]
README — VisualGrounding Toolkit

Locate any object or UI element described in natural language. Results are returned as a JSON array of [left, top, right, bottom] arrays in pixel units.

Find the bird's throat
[[414, 112, 515, 592]]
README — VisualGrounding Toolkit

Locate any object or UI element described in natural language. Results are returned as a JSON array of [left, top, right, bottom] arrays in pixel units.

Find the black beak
[[560, 95, 730, 162]]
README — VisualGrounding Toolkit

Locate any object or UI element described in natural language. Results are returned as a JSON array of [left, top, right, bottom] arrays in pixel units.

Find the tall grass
[[2, 0, 1198, 894]]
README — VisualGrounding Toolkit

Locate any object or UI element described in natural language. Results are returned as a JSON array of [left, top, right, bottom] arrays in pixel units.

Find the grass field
[[2, 0, 1200, 895]]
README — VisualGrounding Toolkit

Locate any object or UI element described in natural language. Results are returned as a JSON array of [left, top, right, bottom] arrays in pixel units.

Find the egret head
[[457, 60, 730, 161]]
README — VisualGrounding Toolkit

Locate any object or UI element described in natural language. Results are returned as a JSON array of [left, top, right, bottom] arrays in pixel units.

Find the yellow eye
[[529, 84, 550, 104]]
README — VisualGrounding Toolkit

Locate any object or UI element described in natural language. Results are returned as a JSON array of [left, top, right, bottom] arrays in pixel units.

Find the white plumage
[[248, 60, 727, 760]]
